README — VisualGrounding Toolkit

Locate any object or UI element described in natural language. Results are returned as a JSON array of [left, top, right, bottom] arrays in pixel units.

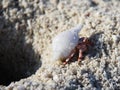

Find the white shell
[[52, 25, 83, 61]]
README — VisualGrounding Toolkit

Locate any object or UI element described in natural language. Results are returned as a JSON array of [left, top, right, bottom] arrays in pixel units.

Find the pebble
[[112, 35, 119, 44], [21, 0, 28, 8], [116, 56, 120, 61], [2, 0, 10, 8], [17, 85, 26, 90], [13, 85, 25, 90], [32, 82, 39, 87], [24, 81, 31, 87], [50, 0, 59, 5], [53, 75, 59, 82]]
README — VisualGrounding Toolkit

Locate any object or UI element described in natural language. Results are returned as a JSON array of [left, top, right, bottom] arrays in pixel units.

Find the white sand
[[0, 0, 120, 90]]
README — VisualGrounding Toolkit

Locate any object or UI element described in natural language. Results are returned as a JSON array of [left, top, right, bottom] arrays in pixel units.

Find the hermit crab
[[52, 25, 92, 64]]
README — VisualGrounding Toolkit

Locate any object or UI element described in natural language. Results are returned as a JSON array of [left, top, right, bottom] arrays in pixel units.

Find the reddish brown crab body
[[63, 37, 92, 65]]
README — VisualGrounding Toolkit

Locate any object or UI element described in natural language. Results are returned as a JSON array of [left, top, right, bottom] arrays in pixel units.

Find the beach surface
[[0, 0, 120, 89]]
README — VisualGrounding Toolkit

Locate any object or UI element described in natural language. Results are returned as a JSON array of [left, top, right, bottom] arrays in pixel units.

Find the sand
[[0, 0, 120, 90]]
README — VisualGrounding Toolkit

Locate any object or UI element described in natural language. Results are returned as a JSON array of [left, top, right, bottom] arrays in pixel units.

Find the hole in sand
[[0, 22, 41, 86]]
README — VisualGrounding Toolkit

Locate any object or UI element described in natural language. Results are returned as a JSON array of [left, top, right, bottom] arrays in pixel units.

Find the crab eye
[[79, 37, 84, 42]]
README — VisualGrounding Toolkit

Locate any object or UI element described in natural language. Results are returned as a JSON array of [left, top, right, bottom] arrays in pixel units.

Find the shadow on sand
[[0, 15, 41, 86]]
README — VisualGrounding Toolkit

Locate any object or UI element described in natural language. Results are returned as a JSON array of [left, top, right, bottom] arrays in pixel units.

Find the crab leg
[[78, 50, 83, 62], [83, 37, 93, 46], [63, 48, 77, 65]]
